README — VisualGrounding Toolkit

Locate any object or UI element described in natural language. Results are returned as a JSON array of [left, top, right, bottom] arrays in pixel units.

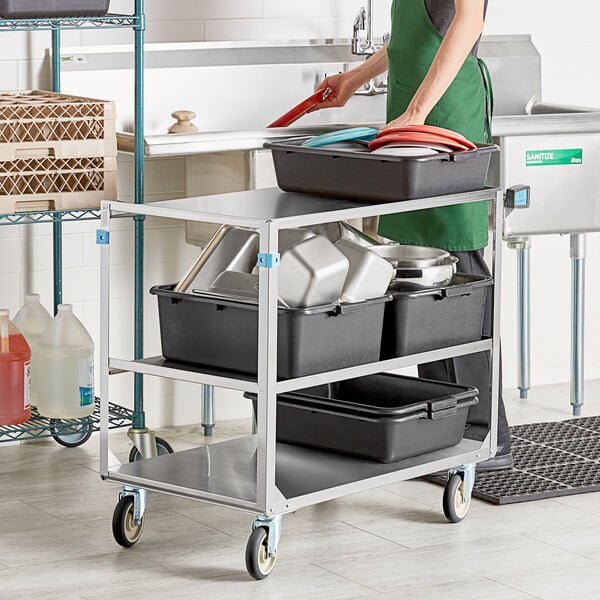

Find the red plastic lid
[[369, 132, 472, 152], [268, 87, 332, 128], [376, 125, 476, 150]]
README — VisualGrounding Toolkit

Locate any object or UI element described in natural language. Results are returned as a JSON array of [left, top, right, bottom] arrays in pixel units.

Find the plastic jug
[[0, 309, 31, 425], [13, 294, 51, 407], [36, 304, 95, 419]]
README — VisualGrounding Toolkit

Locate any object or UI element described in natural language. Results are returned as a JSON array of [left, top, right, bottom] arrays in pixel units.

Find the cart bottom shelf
[[107, 435, 485, 512]]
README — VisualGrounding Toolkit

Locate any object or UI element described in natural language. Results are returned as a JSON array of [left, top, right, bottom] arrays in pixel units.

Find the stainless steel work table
[[98, 186, 503, 578]]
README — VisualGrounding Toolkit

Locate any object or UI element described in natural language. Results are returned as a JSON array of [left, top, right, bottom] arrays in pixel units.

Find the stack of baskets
[[0, 90, 117, 213]]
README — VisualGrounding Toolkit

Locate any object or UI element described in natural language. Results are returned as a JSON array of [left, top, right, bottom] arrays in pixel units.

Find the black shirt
[[425, 0, 489, 55]]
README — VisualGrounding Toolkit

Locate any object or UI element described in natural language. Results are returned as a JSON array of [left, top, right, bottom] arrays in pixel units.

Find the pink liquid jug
[[0, 309, 31, 425]]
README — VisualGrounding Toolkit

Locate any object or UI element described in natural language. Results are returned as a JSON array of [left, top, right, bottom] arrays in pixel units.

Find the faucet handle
[[168, 110, 199, 134], [353, 6, 367, 33], [352, 7, 369, 54]]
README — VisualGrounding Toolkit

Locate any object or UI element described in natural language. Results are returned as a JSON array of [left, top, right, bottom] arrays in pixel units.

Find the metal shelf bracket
[[257, 253, 281, 268], [96, 229, 110, 245]]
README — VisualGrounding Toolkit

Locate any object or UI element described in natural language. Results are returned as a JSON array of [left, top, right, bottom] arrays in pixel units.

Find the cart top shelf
[[105, 187, 501, 229]]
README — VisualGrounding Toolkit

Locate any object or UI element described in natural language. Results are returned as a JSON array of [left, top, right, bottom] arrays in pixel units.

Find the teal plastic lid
[[302, 127, 379, 148]]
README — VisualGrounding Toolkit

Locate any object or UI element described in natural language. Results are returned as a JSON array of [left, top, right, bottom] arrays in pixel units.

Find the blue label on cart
[[79, 387, 94, 407]]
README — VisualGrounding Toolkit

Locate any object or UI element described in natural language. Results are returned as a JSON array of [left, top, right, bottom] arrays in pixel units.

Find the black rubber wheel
[[245, 526, 277, 580], [128, 436, 174, 462], [443, 473, 471, 523], [49, 419, 93, 448], [112, 496, 144, 548]]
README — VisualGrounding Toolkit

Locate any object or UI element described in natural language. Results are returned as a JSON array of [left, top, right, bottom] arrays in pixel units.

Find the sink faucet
[[352, 2, 377, 56], [351, 1, 387, 95]]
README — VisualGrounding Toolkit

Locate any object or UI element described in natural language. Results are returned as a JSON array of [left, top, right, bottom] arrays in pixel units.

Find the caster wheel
[[443, 473, 471, 523], [112, 496, 144, 548], [128, 436, 173, 462], [49, 419, 93, 448], [245, 526, 277, 580]]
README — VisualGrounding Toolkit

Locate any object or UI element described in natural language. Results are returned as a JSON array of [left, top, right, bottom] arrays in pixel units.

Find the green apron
[[378, 0, 492, 251]]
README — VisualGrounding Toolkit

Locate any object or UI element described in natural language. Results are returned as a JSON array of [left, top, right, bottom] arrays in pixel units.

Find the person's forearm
[[404, 2, 484, 121], [311, 43, 389, 111], [346, 43, 389, 87]]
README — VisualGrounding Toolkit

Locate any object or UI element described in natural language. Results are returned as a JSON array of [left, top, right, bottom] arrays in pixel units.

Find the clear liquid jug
[[36, 304, 95, 419], [0, 309, 31, 425], [13, 294, 51, 407]]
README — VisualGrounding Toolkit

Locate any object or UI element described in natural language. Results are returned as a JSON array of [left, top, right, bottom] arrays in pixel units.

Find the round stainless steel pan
[[368, 244, 451, 268]]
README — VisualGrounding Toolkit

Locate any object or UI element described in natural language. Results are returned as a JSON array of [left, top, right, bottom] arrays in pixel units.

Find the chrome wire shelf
[[0, 208, 100, 226], [0, 208, 137, 226], [0, 400, 133, 443], [0, 14, 140, 31]]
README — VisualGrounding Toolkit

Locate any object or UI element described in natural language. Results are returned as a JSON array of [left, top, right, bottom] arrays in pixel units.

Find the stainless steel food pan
[[252, 228, 318, 276], [280, 227, 316, 249], [204, 270, 290, 308], [175, 225, 259, 293], [208, 271, 259, 299], [335, 239, 394, 303], [279, 235, 349, 308], [303, 221, 379, 247]]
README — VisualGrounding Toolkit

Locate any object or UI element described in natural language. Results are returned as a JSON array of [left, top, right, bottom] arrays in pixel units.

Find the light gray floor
[[2, 381, 600, 600]]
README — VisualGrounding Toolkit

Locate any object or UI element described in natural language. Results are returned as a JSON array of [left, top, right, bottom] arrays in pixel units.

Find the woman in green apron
[[313, 0, 511, 470]]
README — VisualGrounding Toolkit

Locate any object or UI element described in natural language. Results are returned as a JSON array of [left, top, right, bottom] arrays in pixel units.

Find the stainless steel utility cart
[[98, 185, 503, 580]]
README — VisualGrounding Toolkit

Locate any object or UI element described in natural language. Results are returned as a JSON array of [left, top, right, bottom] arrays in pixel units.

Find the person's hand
[[309, 72, 361, 112], [382, 109, 427, 130]]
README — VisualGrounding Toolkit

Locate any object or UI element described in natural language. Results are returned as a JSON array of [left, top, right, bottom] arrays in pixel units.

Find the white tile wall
[[0, 61, 18, 89], [1, 0, 600, 426]]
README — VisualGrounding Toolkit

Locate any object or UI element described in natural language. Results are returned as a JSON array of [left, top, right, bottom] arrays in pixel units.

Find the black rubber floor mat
[[427, 415, 600, 504], [512, 442, 587, 471], [511, 421, 586, 443], [545, 436, 600, 459], [565, 416, 600, 434]]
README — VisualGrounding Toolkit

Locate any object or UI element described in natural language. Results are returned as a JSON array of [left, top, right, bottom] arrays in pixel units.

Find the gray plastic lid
[[58, 304, 73, 311], [25, 294, 40, 302]]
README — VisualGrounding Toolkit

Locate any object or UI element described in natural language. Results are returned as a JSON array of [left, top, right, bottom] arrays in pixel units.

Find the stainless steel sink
[[58, 39, 387, 155], [491, 101, 600, 238], [479, 35, 600, 414], [479, 35, 600, 237]]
